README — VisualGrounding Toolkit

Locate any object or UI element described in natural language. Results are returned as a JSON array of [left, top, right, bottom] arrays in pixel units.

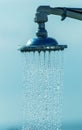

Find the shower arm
[[34, 6, 82, 37]]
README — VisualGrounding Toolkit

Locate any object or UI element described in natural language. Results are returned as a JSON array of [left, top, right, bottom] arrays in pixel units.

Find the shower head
[[19, 6, 67, 53], [20, 37, 67, 52], [20, 22, 67, 52]]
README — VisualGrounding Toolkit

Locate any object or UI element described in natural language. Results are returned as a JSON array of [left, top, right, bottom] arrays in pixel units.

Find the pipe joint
[[34, 12, 48, 23]]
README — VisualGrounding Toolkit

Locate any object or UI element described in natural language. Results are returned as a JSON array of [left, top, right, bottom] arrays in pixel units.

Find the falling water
[[22, 51, 64, 130]]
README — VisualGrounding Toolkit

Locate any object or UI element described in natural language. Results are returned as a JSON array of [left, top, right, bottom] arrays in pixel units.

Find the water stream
[[22, 51, 64, 130]]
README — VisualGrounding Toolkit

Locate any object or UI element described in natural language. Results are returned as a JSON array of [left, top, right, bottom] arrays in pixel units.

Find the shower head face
[[20, 37, 67, 52]]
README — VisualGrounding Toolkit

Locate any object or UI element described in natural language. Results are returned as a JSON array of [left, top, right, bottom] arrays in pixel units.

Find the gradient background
[[0, 0, 82, 128]]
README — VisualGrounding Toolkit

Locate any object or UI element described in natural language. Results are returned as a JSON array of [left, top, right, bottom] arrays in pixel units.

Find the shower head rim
[[20, 45, 67, 52]]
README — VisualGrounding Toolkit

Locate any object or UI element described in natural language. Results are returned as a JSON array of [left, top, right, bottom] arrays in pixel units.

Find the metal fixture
[[20, 6, 82, 52]]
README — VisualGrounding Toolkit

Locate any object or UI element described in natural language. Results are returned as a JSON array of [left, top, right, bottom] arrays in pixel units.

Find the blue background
[[0, 0, 82, 127]]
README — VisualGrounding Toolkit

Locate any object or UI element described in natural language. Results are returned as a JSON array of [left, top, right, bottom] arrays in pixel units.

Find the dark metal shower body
[[20, 37, 67, 52]]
